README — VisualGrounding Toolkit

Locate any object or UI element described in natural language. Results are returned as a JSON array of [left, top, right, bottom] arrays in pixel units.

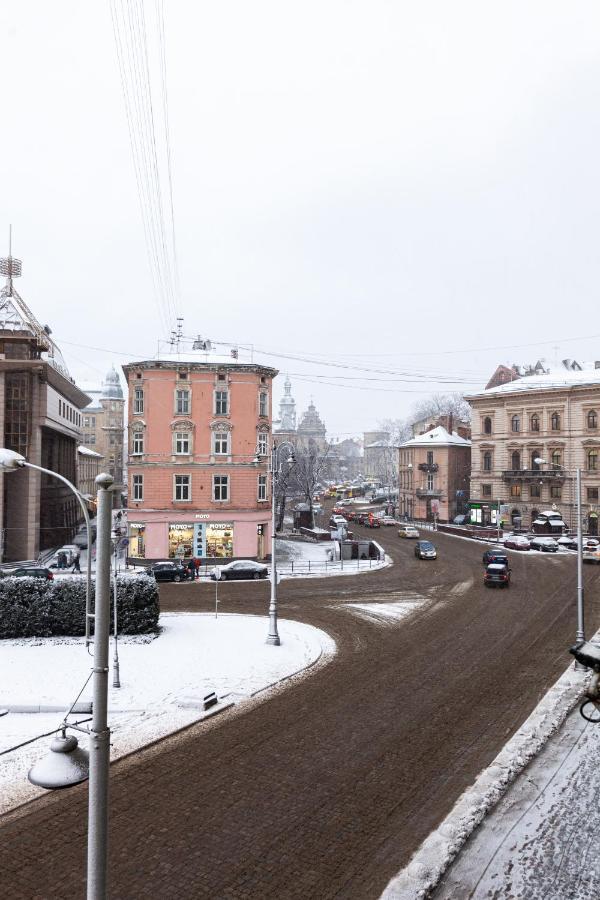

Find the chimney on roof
[[595, 361, 600, 369], [448, 413, 453, 435]]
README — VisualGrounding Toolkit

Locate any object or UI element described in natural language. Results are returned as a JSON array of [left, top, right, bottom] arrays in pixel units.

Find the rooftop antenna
[[0, 225, 22, 296]]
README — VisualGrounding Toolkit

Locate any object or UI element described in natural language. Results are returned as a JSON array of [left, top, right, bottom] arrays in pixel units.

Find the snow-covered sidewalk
[[0, 613, 335, 814]]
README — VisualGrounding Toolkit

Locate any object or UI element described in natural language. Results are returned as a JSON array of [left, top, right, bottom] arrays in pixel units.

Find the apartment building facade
[[467, 361, 600, 534], [398, 421, 471, 522], [122, 353, 278, 562], [81, 367, 125, 506]]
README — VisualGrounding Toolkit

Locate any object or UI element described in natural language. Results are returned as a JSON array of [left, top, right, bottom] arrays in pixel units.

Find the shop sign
[[195, 514, 210, 519], [129, 523, 144, 529]]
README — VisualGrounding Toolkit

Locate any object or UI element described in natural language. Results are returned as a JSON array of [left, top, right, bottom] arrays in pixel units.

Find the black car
[[482, 549, 509, 567], [144, 562, 191, 583], [414, 540, 437, 560], [484, 563, 511, 588], [1, 567, 54, 580], [211, 560, 269, 581]]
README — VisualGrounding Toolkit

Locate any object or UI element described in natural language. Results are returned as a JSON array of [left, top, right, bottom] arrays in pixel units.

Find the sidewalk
[[382, 650, 599, 900]]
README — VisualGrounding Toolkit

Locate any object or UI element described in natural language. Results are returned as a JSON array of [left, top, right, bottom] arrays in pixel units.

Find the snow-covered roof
[[401, 425, 471, 448], [469, 362, 600, 398], [77, 445, 103, 458]]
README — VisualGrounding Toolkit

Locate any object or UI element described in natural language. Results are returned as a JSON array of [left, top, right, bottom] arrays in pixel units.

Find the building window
[[213, 475, 229, 501], [482, 484, 492, 497], [510, 484, 522, 498], [530, 483, 541, 498], [84, 416, 89, 427], [483, 416, 492, 435], [587, 410, 598, 430], [258, 474, 267, 501], [175, 389, 190, 415], [213, 432, 230, 455], [588, 487, 599, 501], [588, 449, 598, 471], [132, 432, 144, 455], [550, 485, 562, 499], [531, 451, 542, 470], [483, 451, 492, 471], [511, 450, 521, 470], [551, 412, 561, 431], [258, 432, 268, 456], [426, 473, 434, 490], [427, 451, 434, 465], [134, 387, 144, 415], [551, 450, 562, 469], [259, 392, 268, 417], [530, 414, 540, 432], [215, 390, 229, 415], [174, 475, 191, 501], [132, 474, 143, 501], [511, 415, 520, 433], [174, 432, 190, 455]]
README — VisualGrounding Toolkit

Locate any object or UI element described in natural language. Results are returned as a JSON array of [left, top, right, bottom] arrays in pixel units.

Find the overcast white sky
[[2, 1, 600, 437]]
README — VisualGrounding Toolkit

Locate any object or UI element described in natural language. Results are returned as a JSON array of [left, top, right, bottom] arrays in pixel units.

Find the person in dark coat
[[72, 553, 81, 573]]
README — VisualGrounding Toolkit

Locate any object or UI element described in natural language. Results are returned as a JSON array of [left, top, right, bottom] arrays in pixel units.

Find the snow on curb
[[381, 661, 589, 899]]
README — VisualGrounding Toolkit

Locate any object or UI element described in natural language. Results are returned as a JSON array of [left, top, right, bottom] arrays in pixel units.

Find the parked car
[[331, 506, 345, 516], [354, 513, 369, 525], [584, 538, 600, 550], [557, 536, 579, 551], [398, 525, 419, 539], [414, 540, 437, 560], [1, 566, 53, 580], [484, 563, 511, 588], [381, 516, 397, 526], [583, 547, 600, 564], [364, 516, 381, 528], [482, 549, 509, 566], [211, 560, 269, 581], [530, 537, 559, 552], [144, 562, 192, 582], [503, 536, 531, 551], [329, 515, 348, 528]]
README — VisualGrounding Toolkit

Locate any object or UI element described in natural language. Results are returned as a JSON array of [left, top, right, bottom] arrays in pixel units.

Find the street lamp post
[[535, 457, 585, 654], [111, 529, 120, 689], [266, 440, 295, 646]]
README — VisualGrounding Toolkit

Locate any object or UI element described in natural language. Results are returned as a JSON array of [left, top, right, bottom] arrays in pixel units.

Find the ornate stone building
[[398, 422, 471, 522], [467, 360, 600, 534], [296, 400, 327, 453], [81, 367, 125, 506]]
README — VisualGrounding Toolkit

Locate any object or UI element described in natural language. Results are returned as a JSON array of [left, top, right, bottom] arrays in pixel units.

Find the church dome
[[101, 366, 124, 400]]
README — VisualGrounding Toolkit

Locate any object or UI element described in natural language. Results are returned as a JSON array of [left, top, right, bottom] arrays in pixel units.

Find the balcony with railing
[[416, 487, 443, 498], [418, 462, 439, 473], [502, 468, 567, 481]]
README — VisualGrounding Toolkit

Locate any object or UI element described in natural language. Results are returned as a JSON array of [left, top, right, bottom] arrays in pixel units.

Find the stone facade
[[398, 424, 471, 522], [468, 361, 600, 534], [122, 354, 278, 562], [77, 445, 103, 500], [81, 367, 125, 506]]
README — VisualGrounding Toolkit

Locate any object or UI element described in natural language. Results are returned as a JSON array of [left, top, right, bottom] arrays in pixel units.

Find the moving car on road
[[144, 562, 192, 582], [414, 540, 437, 560], [482, 549, 509, 566], [398, 525, 419, 539], [381, 516, 397, 526], [530, 537, 559, 552], [211, 560, 269, 581], [583, 546, 600, 564], [364, 516, 381, 528], [484, 563, 511, 588]]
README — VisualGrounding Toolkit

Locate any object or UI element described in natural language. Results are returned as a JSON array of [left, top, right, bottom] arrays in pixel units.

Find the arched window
[[511, 415, 520, 433], [531, 451, 542, 470], [530, 414, 540, 432], [588, 449, 598, 471], [511, 450, 521, 470], [588, 410, 598, 430], [483, 451, 492, 472], [551, 412, 561, 431], [551, 450, 562, 469], [483, 416, 492, 435]]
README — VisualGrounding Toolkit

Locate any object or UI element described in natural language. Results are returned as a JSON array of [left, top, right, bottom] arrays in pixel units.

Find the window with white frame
[[132, 431, 144, 455], [213, 475, 229, 501], [213, 431, 230, 455], [174, 474, 191, 501], [174, 432, 190, 455], [215, 390, 229, 415], [132, 474, 143, 501], [133, 387, 144, 415], [175, 389, 190, 415], [258, 473, 267, 501], [258, 432, 268, 456], [259, 392, 268, 417]]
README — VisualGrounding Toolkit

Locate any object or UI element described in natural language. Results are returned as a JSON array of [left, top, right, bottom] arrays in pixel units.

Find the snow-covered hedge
[[0, 574, 159, 639]]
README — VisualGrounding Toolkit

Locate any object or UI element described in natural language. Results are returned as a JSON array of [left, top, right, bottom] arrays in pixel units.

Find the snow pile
[[381, 663, 589, 899]]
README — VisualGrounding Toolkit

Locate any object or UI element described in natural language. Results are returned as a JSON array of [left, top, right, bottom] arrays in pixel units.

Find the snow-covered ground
[[275, 538, 389, 577], [0, 613, 336, 814]]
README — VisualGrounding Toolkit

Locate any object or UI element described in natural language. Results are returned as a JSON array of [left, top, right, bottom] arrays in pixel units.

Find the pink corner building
[[122, 350, 278, 563]]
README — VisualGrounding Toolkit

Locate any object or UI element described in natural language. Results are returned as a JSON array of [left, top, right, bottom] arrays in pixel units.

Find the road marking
[[335, 596, 428, 624]]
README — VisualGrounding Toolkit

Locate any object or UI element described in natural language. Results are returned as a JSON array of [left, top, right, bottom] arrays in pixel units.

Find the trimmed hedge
[[0, 574, 159, 639]]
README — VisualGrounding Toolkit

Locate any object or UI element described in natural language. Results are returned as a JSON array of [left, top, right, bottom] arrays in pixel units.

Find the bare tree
[[377, 418, 412, 447], [289, 440, 331, 527], [410, 392, 471, 426]]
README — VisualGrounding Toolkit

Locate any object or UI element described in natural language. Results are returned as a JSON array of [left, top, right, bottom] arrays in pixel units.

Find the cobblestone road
[[2, 523, 599, 899]]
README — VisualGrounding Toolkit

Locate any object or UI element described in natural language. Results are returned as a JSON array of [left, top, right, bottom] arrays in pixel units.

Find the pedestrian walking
[[57, 551, 67, 570], [193, 556, 201, 579], [72, 553, 81, 573]]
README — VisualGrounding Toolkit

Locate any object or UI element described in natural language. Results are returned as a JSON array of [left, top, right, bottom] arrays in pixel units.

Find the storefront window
[[129, 524, 145, 558], [168, 523, 195, 559], [206, 523, 234, 558]]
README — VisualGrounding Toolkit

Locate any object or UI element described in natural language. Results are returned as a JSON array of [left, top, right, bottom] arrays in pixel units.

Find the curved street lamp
[[0, 449, 93, 641]]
